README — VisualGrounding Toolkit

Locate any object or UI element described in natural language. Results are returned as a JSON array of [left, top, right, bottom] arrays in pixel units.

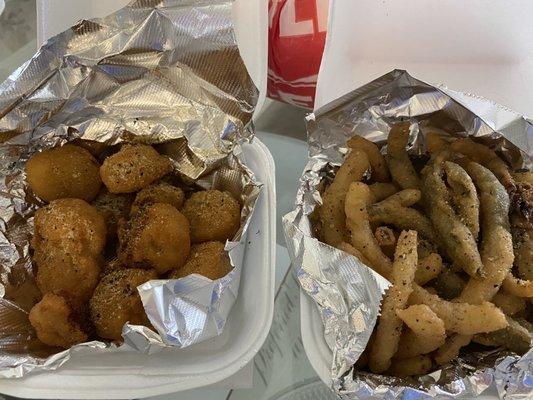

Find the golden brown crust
[[170, 241, 231, 281], [119, 203, 190, 274], [130, 182, 184, 215], [29, 293, 88, 348], [100, 145, 172, 193], [26, 145, 102, 202], [89, 269, 157, 341], [181, 190, 240, 243]]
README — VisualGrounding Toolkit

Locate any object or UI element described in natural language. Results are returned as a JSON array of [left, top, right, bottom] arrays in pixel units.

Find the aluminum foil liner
[[0, 0, 261, 378], [283, 70, 533, 399]]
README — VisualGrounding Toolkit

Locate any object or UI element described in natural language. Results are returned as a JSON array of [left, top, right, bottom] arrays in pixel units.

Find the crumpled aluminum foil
[[283, 70, 533, 399], [0, 0, 261, 378]]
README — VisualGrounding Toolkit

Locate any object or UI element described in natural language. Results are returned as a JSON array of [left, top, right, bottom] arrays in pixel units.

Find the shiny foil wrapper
[[283, 70, 532, 398], [0, 0, 261, 378]]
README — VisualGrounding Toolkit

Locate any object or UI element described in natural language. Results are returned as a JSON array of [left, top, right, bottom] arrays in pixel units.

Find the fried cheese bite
[[170, 241, 231, 281], [130, 182, 185, 215], [90, 269, 157, 341], [181, 190, 240, 243], [29, 293, 88, 348], [26, 144, 102, 202], [32, 199, 106, 303], [92, 190, 133, 238], [118, 203, 190, 274], [100, 144, 172, 193]]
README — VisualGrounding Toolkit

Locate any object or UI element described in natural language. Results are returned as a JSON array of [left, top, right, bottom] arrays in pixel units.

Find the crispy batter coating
[[119, 203, 190, 274], [92, 190, 133, 237], [26, 144, 102, 202], [444, 161, 480, 239], [181, 190, 240, 243], [458, 162, 513, 303], [90, 269, 157, 341], [386, 122, 420, 189], [434, 334, 473, 365], [32, 199, 106, 303], [130, 182, 184, 215], [320, 149, 370, 246], [29, 293, 88, 348], [347, 136, 390, 182], [100, 145, 172, 193], [421, 159, 483, 277], [170, 241, 231, 280]]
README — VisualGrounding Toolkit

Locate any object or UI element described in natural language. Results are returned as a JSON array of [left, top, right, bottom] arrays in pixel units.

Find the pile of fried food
[[25, 142, 241, 349], [316, 122, 533, 377]]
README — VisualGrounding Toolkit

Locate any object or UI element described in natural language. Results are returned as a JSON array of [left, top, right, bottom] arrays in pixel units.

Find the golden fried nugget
[[170, 241, 231, 280], [388, 355, 432, 377], [320, 150, 370, 246], [181, 190, 240, 243], [29, 293, 88, 348], [421, 160, 483, 277], [34, 246, 102, 304], [347, 136, 390, 182], [100, 144, 172, 193], [33, 198, 107, 257], [368, 182, 398, 202], [410, 284, 508, 335], [386, 122, 420, 189], [458, 162, 513, 303], [450, 138, 515, 191], [434, 334, 473, 365], [90, 269, 157, 341], [345, 182, 392, 278], [26, 144, 102, 202], [491, 291, 526, 316], [92, 190, 133, 237], [369, 230, 418, 373], [131, 182, 184, 215], [119, 203, 190, 274], [444, 161, 480, 239]]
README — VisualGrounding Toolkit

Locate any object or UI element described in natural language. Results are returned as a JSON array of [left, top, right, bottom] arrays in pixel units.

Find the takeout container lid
[[0, 0, 274, 398], [301, 0, 533, 396]]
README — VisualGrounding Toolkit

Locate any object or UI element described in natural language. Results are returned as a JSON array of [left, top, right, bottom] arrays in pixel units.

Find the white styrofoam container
[[0, 1, 273, 398], [0, 139, 275, 399], [301, 2, 527, 397]]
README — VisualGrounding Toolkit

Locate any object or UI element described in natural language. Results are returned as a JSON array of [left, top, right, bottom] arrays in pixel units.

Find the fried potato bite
[[170, 241, 231, 281], [181, 190, 240, 243], [32, 199, 106, 302], [369, 230, 418, 373], [386, 122, 420, 189], [491, 291, 526, 316], [347, 136, 390, 182], [100, 144, 172, 193], [29, 293, 88, 348], [474, 317, 532, 354], [130, 182, 184, 215], [320, 149, 370, 246], [119, 203, 190, 274], [26, 144, 102, 202], [92, 190, 133, 238], [345, 182, 392, 278], [90, 269, 157, 341], [368, 183, 398, 202]]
